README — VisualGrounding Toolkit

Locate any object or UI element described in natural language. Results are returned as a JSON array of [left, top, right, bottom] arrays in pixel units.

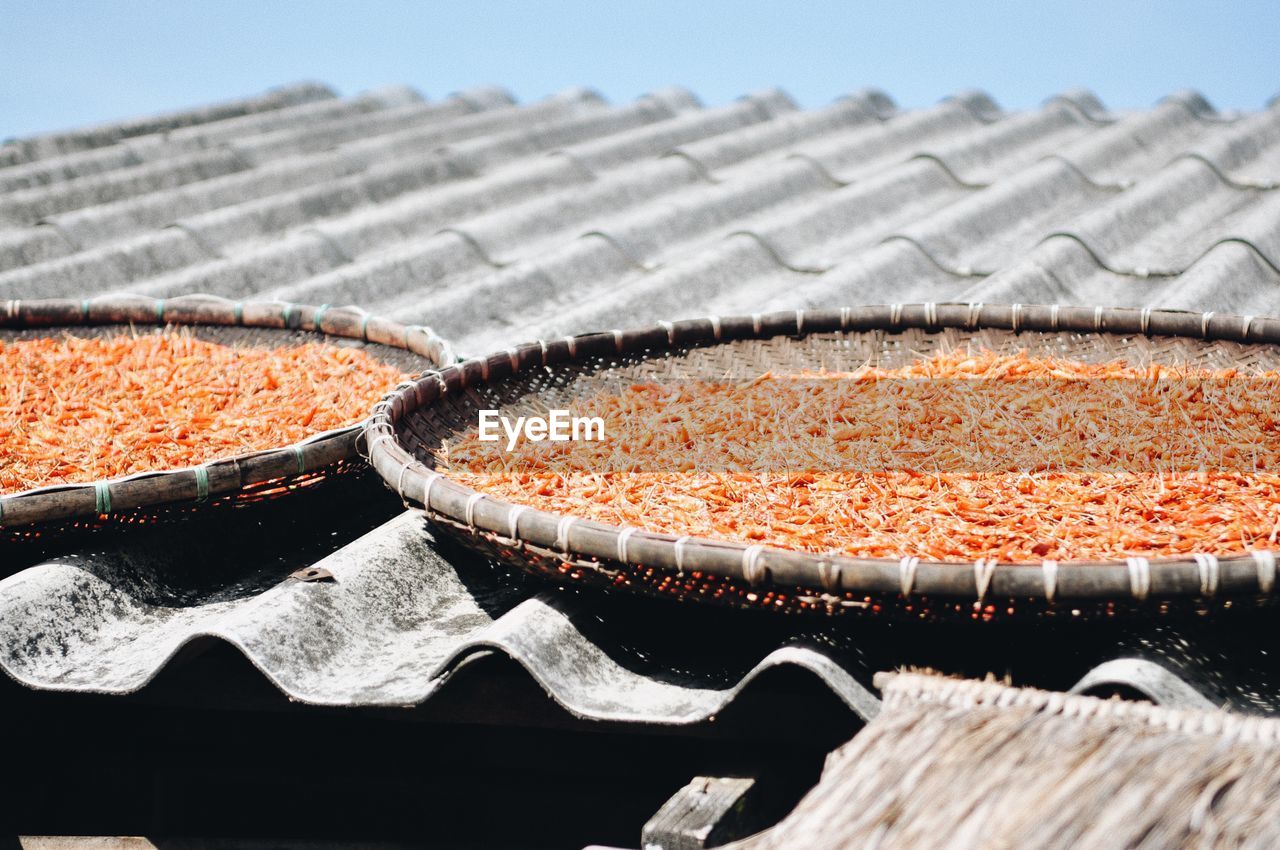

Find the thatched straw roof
[[734, 671, 1280, 850]]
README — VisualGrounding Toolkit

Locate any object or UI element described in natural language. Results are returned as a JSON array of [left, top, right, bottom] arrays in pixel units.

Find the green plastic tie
[[234, 302, 245, 324], [314, 303, 331, 331], [155, 299, 165, 323], [94, 482, 111, 515], [80, 299, 90, 320], [194, 466, 210, 501], [291, 445, 305, 475], [282, 303, 296, 328], [360, 312, 371, 341]]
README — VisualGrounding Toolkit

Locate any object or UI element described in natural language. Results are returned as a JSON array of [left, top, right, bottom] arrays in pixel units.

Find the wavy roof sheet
[[3, 81, 1280, 723]]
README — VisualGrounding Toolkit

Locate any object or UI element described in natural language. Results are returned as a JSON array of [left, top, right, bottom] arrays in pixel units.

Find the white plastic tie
[[743, 544, 767, 585], [899, 556, 920, 596], [1140, 307, 1152, 335], [795, 309, 805, 334], [840, 306, 851, 329], [555, 515, 577, 552], [816, 560, 840, 592], [367, 432, 397, 454], [423, 472, 442, 512], [1010, 303, 1022, 333], [611, 328, 624, 352], [616, 527, 637, 562], [1050, 304, 1060, 331], [1193, 553, 1220, 597], [428, 371, 448, 397], [1242, 315, 1255, 340], [507, 348, 520, 373], [94, 482, 111, 515], [507, 505, 527, 540], [709, 315, 722, 341], [193, 465, 210, 502], [1252, 550, 1276, 595], [1042, 559, 1059, 602], [924, 302, 937, 327], [967, 302, 983, 330], [674, 535, 691, 574], [974, 558, 997, 600], [658, 320, 675, 345], [1093, 305, 1104, 332], [1127, 556, 1151, 600], [1202, 311, 1215, 338], [752, 313, 763, 334], [396, 459, 414, 501], [564, 335, 577, 358], [464, 492, 487, 527], [889, 303, 903, 327]]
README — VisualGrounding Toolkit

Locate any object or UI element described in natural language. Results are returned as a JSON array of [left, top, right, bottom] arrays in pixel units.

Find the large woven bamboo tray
[[365, 303, 1280, 618], [1, 294, 452, 541]]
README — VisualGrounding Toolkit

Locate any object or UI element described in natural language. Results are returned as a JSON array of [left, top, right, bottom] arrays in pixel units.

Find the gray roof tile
[[915, 101, 1101, 186], [1185, 114, 1280, 189], [316, 157, 587, 258], [0, 228, 212, 298], [0, 147, 250, 225], [965, 236, 1280, 315], [560, 89, 793, 172], [1052, 158, 1278, 274], [0, 224, 76, 271], [743, 159, 964, 270], [443, 157, 702, 264], [0, 512, 879, 718], [1050, 99, 1226, 186], [28, 88, 580, 250], [787, 98, 992, 184], [0, 87, 415, 194], [758, 240, 968, 312], [259, 232, 486, 306], [0, 81, 335, 164], [889, 158, 1113, 274], [669, 92, 889, 175]]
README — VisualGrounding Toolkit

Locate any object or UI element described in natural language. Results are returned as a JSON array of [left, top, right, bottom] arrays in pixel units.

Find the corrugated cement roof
[[3, 81, 1280, 723]]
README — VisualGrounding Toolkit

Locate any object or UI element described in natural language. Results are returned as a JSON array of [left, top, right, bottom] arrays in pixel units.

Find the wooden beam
[[642, 775, 759, 850]]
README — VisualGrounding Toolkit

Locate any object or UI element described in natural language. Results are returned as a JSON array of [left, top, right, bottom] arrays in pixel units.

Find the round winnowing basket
[[365, 303, 1280, 620], [1, 294, 452, 543]]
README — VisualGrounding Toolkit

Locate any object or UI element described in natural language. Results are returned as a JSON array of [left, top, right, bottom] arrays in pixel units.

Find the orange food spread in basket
[[448, 349, 1280, 562], [0, 331, 407, 493]]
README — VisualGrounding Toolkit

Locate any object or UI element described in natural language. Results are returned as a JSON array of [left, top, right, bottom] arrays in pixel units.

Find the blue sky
[[2, 0, 1277, 139]]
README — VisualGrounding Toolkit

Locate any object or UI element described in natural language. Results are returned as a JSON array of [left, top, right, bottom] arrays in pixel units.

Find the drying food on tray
[[1, 330, 408, 494], [445, 348, 1280, 563]]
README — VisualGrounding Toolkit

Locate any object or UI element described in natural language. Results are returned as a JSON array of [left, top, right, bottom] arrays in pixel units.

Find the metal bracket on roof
[[290, 565, 335, 583]]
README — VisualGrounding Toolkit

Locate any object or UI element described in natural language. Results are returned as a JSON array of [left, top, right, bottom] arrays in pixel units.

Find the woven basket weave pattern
[[1, 294, 451, 538], [365, 303, 1280, 617]]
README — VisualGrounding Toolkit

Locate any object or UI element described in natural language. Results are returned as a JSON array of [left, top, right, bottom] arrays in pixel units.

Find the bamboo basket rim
[[365, 302, 1280, 608], [0, 293, 454, 530]]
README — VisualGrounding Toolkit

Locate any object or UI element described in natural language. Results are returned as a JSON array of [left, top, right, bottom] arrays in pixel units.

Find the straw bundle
[[735, 671, 1280, 850]]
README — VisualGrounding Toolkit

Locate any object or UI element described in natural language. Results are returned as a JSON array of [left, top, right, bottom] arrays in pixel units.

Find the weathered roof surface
[[734, 672, 1280, 850], [3, 81, 1280, 722]]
